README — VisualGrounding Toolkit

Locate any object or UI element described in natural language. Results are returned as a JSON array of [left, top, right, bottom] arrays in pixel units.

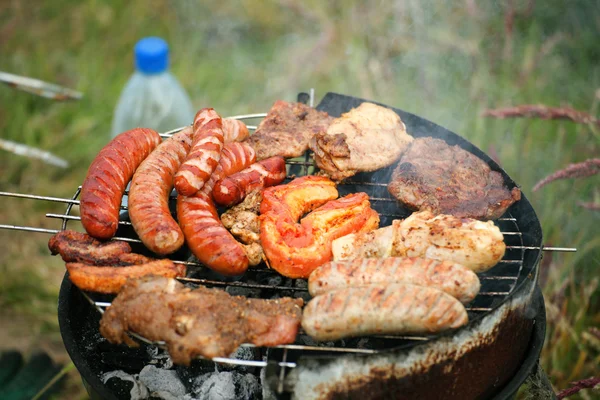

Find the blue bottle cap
[[134, 37, 169, 74]]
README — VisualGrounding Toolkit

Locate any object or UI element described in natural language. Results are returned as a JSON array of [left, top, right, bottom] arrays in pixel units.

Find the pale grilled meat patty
[[245, 100, 333, 160], [388, 138, 521, 220]]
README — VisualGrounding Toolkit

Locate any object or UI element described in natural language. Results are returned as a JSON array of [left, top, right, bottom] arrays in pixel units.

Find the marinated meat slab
[[48, 230, 153, 266], [388, 137, 521, 220], [310, 102, 413, 181], [99, 276, 304, 365], [245, 100, 333, 160]]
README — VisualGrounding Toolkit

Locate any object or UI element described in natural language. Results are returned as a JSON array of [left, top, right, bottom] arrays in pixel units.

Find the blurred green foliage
[[0, 0, 598, 398]]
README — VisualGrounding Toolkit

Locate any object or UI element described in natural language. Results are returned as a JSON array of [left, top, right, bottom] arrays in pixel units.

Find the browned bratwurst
[[212, 156, 287, 207], [174, 108, 225, 196], [308, 257, 480, 304], [302, 283, 468, 341], [128, 127, 193, 255], [80, 128, 161, 240]]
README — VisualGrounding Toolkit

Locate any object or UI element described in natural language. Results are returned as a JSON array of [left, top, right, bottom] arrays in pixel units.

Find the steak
[[245, 100, 333, 160], [99, 276, 304, 365], [387, 138, 521, 220]]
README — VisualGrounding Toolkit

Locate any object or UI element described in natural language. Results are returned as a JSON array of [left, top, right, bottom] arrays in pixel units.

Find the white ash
[[138, 365, 187, 398], [260, 365, 277, 400], [191, 371, 260, 400], [216, 346, 261, 373], [293, 279, 308, 289], [101, 370, 149, 400]]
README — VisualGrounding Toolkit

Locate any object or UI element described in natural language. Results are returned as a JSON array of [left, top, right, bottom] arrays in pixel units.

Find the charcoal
[[296, 334, 338, 348], [226, 286, 262, 298], [192, 371, 261, 400], [101, 370, 149, 400], [293, 279, 308, 289], [296, 291, 312, 303], [255, 272, 291, 287], [138, 365, 187, 399]]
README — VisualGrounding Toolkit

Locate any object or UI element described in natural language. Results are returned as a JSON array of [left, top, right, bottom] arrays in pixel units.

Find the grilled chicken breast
[[308, 257, 480, 304], [310, 102, 413, 181], [302, 283, 468, 341], [332, 211, 505, 273]]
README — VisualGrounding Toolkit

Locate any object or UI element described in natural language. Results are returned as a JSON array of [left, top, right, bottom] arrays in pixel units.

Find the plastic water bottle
[[111, 37, 195, 138]]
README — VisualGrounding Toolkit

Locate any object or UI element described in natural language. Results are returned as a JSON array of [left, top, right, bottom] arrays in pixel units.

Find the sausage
[[80, 128, 161, 240], [222, 118, 250, 143], [308, 257, 481, 303], [203, 142, 257, 194], [177, 191, 249, 276], [212, 156, 287, 207], [129, 127, 193, 255], [66, 259, 186, 294], [301, 283, 468, 341], [174, 108, 225, 196]]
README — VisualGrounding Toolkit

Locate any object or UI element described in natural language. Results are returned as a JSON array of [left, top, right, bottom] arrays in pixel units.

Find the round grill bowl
[[57, 92, 544, 399]]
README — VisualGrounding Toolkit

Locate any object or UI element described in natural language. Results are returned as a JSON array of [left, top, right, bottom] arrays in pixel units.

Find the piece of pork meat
[[310, 102, 413, 181], [387, 137, 521, 220], [99, 276, 303, 365], [245, 100, 333, 160]]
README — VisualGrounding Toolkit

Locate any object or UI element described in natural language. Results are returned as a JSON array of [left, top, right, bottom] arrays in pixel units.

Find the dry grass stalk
[[557, 376, 600, 399], [533, 158, 600, 192], [578, 202, 600, 211], [482, 105, 600, 127]]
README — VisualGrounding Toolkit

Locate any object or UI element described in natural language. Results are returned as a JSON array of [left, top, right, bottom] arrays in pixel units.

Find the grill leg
[[518, 362, 557, 400]]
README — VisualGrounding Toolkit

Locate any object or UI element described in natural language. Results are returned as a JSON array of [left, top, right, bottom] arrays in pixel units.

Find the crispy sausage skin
[[302, 283, 468, 341], [175, 141, 255, 275], [308, 257, 481, 303], [66, 260, 185, 294], [204, 142, 257, 194], [222, 118, 250, 143], [177, 192, 249, 276], [212, 156, 287, 207], [174, 108, 225, 196], [80, 128, 161, 240], [129, 127, 193, 255]]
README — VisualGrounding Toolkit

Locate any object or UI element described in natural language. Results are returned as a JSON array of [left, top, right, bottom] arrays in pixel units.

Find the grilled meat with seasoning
[[308, 257, 480, 304], [99, 276, 304, 365], [332, 211, 505, 273], [310, 102, 413, 181], [221, 190, 265, 266], [302, 283, 468, 341], [244, 100, 333, 160], [388, 137, 521, 220]]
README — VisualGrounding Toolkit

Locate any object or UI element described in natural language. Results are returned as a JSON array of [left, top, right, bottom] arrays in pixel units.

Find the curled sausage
[[203, 142, 257, 194], [129, 127, 193, 255], [222, 118, 250, 143], [174, 108, 224, 196], [302, 283, 468, 341], [80, 128, 161, 240], [177, 192, 249, 276], [212, 156, 287, 207]]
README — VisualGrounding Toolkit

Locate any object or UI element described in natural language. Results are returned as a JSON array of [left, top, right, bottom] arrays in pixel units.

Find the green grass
[[0, 0, 598, 398]]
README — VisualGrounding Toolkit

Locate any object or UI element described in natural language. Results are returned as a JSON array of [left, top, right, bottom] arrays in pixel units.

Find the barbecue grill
[[0, 92, 574, 399]]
